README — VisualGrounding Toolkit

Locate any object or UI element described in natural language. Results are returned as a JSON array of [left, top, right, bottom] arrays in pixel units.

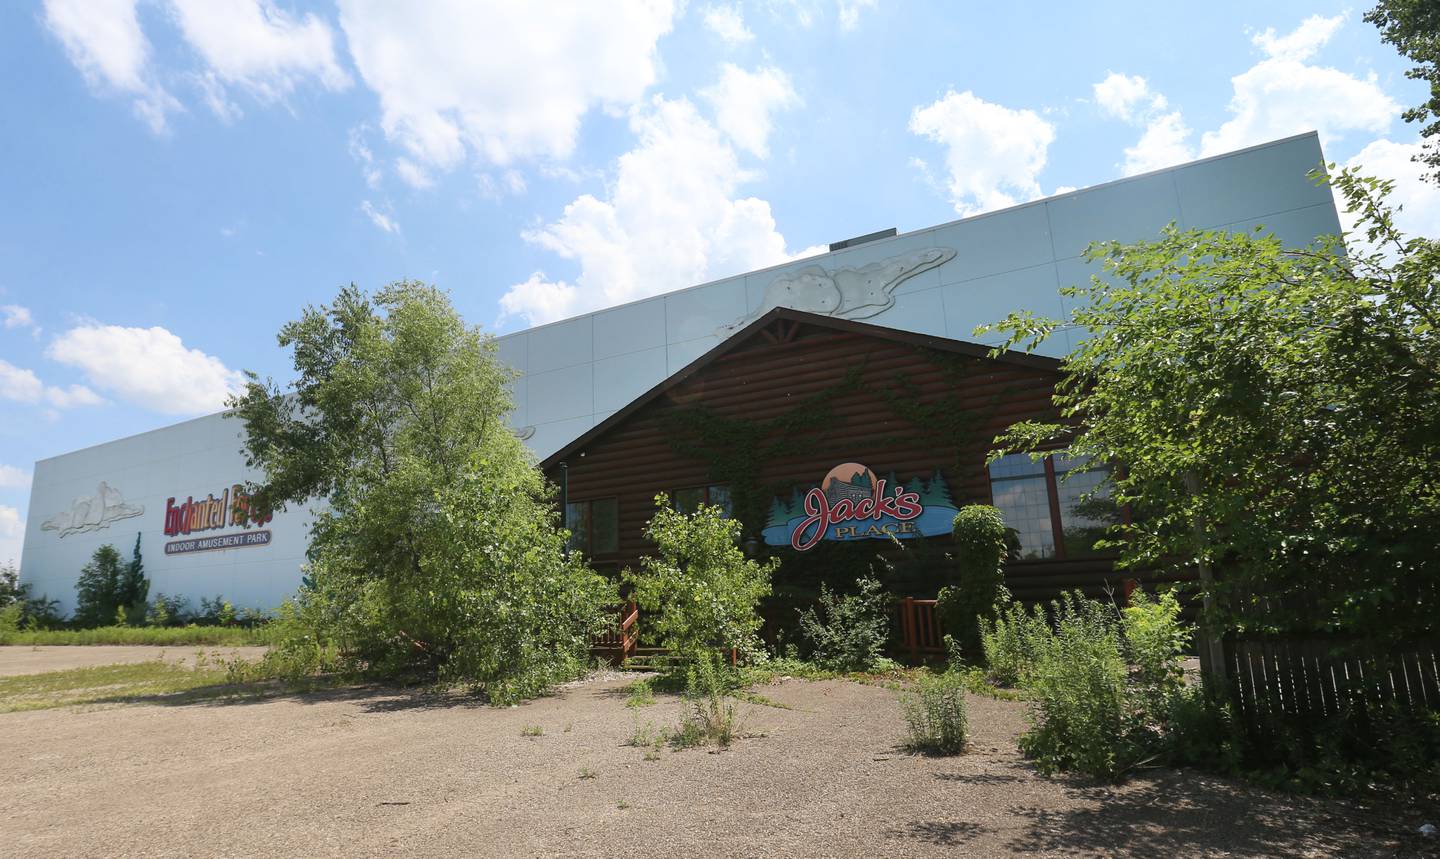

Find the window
[[565, 497, 618, 555], [987, 453, 1120, 561], [672, 484, 732, 518]]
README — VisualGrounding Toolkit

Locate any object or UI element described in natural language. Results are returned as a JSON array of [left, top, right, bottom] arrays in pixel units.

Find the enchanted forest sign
[[762, 463, 959, 551]]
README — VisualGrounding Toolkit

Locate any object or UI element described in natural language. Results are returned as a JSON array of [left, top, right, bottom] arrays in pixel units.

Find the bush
[[146, 593, 190, 627], [978, 599, 1049, 686], [299, 464, 615, 704], [1120, 589, 1187, 721], [675, 653, 739, 748], [0, 602, 21, 634], [626, 495, 776, 660], [936, 505, 1010, 664], [1017, 594, 1134, 780], [795, 574, 891, 671], [901, 671, 969, 754]]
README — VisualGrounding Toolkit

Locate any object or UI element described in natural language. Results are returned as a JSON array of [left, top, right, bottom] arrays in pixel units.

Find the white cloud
[[1091, 73, 1196, 176], [348, 126, 382, 187], [499, 94, 804, 326], [1093, 72, 1159, 122], [837, 0, 878, 30], [0, 505, 23, 567], [337, 0, 676, 176], [701, 64, 801, 158], [1252, 14, 1345, 62], [360, 200, 400, 234], [1200, 15, 1397, 156], [0, 465, 31, 490], [0, 359, 102, 409], [42, 0, 182, 133], [703, 4, 754, 44], [1122, 111, 1195, 176], [478, 170, 528, 200], [169, 0, 350, 116], [1342, 139, 1440, 242], [394, 157, 434, 190], [2, 305, 37, 334], [908, 90, 1056, 216], [47, 324, 244, 415]]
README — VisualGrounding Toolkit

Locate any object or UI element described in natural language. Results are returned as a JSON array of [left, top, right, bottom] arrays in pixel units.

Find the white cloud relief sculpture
[[41, 481, 145, 538]]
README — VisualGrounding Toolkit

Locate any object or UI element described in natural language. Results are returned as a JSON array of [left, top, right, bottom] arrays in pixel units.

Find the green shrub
[[626, 495, 776, 660], [675, 653, 739, 748], [1017, 593, 1134, 780], [937, 505, 1010, 664], [0, 602, 21, 634], [1120, 589, 1187, 721], [795, 574, 891, 671], [977, 599, 1049, 686], [901, 671, 969, 754], [146, 593, 189, 627]]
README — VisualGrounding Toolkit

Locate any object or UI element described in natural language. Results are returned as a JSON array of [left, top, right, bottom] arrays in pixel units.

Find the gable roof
[[538, 306, 1062, 470]]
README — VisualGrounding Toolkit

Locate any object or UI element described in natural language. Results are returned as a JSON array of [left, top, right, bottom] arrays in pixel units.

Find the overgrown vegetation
[[985, 169, 1439, 645], [0, 560, 61, 632], [978, 168, 1440, 794], [673, 653, 740, 748], [900, 671, 969, 755], [229, 282, 614, 703], [625, 495, 775, 661], [795, 574, 891, 671], [936, 505, 1010, 663]]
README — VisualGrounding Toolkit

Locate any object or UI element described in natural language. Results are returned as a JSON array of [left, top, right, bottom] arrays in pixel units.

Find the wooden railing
[[897, 597, 946, 660], [592, 601, 639, 663]]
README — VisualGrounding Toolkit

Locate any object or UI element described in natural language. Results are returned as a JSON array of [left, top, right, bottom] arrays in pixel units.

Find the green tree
[[115, 533, 149, 624], [937, 505, 1011, 663], [626, 495, 776, 659], [73, 544, 124, 628], [983, 169, 1439, 643], [1367, 1, 1440, 183], [229, 282, 613, 698]]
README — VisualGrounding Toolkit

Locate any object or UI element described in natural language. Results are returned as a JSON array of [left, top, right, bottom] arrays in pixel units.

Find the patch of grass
[[0, 625, 270, 647], [520, 724, 544, 737], [0, 660, 240, 713], [954, 665, 1023, 701], [624, 676, 657, 708], [626, 720, 670, 748], [578, 767, 597, 779]]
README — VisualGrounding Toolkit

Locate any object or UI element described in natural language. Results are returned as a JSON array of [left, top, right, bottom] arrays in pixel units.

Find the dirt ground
[[1, 665, 1435, 858], [0, 645, 269, 676]]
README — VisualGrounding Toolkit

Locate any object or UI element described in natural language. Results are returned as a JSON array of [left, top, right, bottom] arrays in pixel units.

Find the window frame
[[670, 483, 732, 518], [565, 496, 620, 558], [985, 451, 1125, 563]]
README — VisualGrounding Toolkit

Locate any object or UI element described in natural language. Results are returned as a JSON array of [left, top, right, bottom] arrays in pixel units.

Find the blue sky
[[1, 0, 1436, 562]]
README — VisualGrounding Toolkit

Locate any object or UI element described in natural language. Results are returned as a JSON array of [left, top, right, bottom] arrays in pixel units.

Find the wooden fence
[[1221, 636, 1440, 725], [896, 597, 946, 660]]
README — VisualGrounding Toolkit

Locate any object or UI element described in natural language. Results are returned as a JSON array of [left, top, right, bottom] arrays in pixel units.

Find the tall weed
[[901, 671, 969, 755]]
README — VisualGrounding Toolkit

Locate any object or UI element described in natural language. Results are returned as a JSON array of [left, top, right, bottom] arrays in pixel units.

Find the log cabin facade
[[542, 308, 1174, 610]]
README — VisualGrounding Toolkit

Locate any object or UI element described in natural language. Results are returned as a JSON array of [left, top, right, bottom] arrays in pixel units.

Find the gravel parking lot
[[0, 659, 1432, 858]]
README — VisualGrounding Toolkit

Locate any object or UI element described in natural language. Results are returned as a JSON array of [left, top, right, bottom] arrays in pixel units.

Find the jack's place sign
[[763, 463, 959, 551]]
